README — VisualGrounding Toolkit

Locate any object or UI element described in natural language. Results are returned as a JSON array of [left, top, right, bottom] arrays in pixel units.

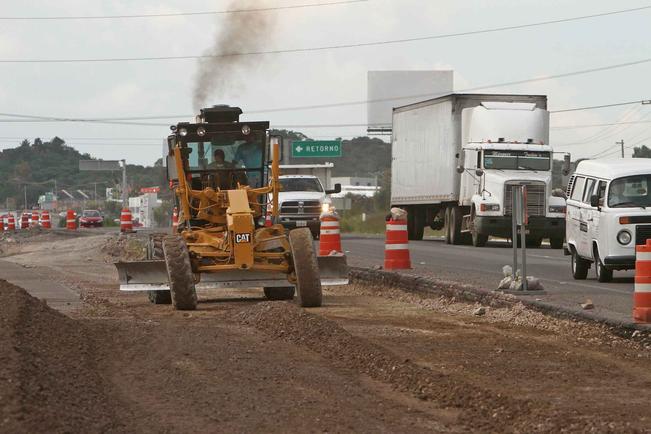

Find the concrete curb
[[349, 266, 650, 336]]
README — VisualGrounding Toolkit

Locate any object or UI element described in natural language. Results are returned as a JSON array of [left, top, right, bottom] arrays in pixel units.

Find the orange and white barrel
[[318, 212, 342, 255], [384, 218, 411, 270], [20, 213, 29, 230], [66, 209, 77, 230], [31, 210, 39, 227], [120, 208, 133, 233], [634, 239, 651, 323], [7, 213, 16, 231], [41, 210, 51, 229]]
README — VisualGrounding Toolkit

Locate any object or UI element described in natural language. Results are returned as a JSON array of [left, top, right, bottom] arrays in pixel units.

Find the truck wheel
[[407, 207, 425, 241], [163, 235, 198, 311], [263, 287, 296, 300], [444, 207, 452, 244], [450, 206, 463, 245], [594, 248, 613, 283], [526, 237, 543, 248], [571, 249, 590, 280], [289, 228, 322, 307], [550, 237, 564, 249]]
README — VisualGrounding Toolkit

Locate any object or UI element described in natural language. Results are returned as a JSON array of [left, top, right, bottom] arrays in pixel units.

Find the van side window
[[570, 176, 585, 201], [583, 178, 596, 203]]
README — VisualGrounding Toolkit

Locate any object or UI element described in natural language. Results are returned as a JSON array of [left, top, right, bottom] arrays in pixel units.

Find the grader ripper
[[115, 106, 348, 310]]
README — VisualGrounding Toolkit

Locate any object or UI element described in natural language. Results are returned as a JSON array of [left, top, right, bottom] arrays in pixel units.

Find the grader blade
[[115, 255, 349, 291]]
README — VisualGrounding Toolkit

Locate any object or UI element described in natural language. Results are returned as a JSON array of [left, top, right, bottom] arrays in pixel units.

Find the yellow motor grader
[[115, 106, 348, 310]]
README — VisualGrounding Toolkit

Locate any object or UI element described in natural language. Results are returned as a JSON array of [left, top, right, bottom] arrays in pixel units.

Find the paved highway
[[342, 235, 638, 326]]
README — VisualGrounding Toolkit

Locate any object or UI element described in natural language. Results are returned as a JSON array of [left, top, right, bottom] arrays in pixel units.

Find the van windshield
[[483, 150, 550, 171], [608, 175, 651, 208]]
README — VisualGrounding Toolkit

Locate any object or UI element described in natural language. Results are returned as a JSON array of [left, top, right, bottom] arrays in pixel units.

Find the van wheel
[[594, 248, 613, 283], [571, 250, 589, 280]]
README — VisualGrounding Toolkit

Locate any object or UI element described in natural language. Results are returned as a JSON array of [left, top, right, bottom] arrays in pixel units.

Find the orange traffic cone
[[31, 210, 39, 228], [20, 213, 29, 229], [41, 210, 51, 229], [7, 213, 15, 231], [172, 207, 179, 233], [120, 208, 133, 233], [318, 212, 342, 255], [66, 209, 77, 230], [384, 217, 411, 270], [634, 239, 651, 323]]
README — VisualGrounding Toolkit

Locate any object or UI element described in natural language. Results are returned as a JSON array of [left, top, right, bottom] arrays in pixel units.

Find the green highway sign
[[291, 140, 342, 158]]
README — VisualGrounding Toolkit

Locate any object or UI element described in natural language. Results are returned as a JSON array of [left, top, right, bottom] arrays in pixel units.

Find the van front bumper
[[603, 255, 636, 270], [474, 216, 565, 239]]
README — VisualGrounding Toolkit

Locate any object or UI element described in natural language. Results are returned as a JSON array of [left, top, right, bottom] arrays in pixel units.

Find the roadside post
[[511, 185, 530, 291]]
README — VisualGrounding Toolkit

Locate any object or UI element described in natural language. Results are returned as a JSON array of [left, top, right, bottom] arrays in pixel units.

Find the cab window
[[570, 176, 586, 201], [583, 178, 596, 203]]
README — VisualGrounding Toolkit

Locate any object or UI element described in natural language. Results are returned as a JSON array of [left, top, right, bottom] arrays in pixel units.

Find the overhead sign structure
[[79, 160, 121, 171], [292, 140, 342, 158]]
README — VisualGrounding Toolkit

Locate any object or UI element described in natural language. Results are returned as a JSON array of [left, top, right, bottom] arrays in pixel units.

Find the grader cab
[[114, 106, 348, 310]]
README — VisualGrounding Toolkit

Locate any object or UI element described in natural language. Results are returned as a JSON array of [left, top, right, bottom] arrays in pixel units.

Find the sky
[[0, 0, 650, 165]]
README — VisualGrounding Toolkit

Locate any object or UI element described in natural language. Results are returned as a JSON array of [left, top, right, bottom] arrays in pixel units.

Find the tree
[[633, 145, 651, 158]]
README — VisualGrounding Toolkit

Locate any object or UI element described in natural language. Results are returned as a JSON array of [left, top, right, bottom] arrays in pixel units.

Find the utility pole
[[617, 139, 625, 158], [121, 159, 128, 208]]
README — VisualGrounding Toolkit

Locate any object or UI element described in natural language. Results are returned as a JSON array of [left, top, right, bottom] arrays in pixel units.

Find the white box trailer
[[391, 93, 568, 248]]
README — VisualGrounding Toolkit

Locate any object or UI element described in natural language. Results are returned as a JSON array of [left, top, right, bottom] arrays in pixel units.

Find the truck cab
[[274, 174, 340, 239]]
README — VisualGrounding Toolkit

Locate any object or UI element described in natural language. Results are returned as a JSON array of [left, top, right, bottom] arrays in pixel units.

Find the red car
[[79, 210, 104, 228]]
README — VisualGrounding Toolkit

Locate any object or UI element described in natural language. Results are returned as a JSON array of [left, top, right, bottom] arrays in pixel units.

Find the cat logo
[[235, 233, 251, 244]]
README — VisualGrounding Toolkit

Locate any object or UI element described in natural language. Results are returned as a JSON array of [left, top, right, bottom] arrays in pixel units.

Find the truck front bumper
[[474, 216, 565, 239], [280, 216, 321, 236]]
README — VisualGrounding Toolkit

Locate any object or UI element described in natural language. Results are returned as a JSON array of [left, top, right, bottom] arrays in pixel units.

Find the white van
[[566, 159, 651, 282]]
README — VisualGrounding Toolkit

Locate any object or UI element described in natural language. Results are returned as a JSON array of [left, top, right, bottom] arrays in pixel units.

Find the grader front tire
[[288, 228, 323, 308], [162, 235, 197, 311]]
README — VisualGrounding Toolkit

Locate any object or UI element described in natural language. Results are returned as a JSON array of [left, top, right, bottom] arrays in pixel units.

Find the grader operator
[[114, 106, 348, 310]]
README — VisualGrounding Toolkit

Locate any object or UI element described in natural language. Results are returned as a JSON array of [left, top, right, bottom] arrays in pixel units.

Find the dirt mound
[[101, 234, 147, 262], [0, 280, 120, 433], [236, 302, 551, 432]]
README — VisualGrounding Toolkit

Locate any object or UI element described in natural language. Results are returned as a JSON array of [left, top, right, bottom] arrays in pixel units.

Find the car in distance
[[79, 210, 104, 228]]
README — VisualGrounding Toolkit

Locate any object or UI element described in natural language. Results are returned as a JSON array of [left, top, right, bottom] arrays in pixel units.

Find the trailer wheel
[[526, 237, 543, 248], [550, 237, 564, 249], [407, 206, 425, 241], [263, 287, 296, 300], [163, 235, 197, 311], [289, 228, 322, 308], [444, 207, 452, 244]]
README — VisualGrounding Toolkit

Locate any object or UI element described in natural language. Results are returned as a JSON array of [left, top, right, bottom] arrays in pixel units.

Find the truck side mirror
[[456, 165, 465, 174], [326, 183, 342, 195], [475, 169, 484, 177], [562, 154, 571, 176], [590, 194, 599, 207]]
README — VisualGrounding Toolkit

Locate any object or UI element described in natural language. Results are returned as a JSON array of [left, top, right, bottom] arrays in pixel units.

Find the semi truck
[[391, 93, 568, 248]]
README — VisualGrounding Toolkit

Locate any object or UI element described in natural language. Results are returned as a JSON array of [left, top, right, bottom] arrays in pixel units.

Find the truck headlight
[[480, 203, 500, 212], [617, 230, 632, 245], [321, 203, 330, 213], [548, 205, 566, 214]]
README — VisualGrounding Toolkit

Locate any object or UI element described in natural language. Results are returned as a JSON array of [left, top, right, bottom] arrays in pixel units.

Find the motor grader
[[114, 106, 348, 310]]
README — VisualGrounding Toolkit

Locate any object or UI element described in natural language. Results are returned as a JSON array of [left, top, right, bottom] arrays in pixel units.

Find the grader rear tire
[[162, 235, 197, 311], [263, 287, 296, 301], [288, 228, 322, 308]]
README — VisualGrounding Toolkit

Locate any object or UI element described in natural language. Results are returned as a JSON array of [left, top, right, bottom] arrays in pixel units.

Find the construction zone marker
[[31, 210, 39, 228], [384, 217, 411, 270], [634, 239, 651, 323], [41, 210, 51, 229], [7, 213, 15, 231], [120, 208, 133, 233], [319, 211, 342, 255], [66, 209, 77, 230], [20, 213, 29, 230]]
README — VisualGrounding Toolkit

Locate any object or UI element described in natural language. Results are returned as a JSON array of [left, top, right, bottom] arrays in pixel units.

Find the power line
[[1, 5, 650, 63], [551, 119, 651, 130], [550, 99, 650, 113], [0, 0, 369, 21]]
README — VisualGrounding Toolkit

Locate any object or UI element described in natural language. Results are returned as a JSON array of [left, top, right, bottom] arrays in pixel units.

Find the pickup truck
[[275, 174, 341, 239]]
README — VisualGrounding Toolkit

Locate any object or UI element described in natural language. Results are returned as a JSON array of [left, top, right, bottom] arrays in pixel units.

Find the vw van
[[566, 159, 651, 282]]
